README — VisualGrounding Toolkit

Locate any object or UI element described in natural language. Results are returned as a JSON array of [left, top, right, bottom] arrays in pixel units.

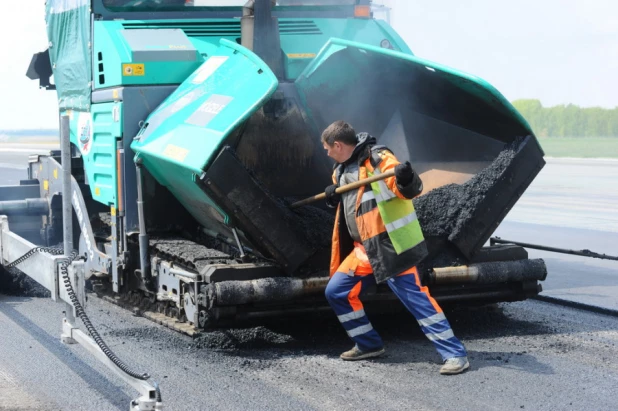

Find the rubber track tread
[[149, 237, 234, 273], [100, 295, 201, 337], [95, 236, 236, 336]]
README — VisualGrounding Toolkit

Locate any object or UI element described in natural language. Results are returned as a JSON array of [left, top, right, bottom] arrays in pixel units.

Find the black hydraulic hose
[[6, 247, 63, 267], [8, 247, 150, 381]]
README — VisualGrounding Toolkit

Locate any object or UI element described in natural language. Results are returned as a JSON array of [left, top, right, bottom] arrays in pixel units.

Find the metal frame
[[1, 219, 160, 408], [121, 86, 178, 233], [0, 184, 43, 244], [152, 258, 194, 305], [61, 115, 73, 256], [0, 119, 162, 409], [61, 321, 161, 411], [0, 217, 62, 300], [28, 155, 111, 276]]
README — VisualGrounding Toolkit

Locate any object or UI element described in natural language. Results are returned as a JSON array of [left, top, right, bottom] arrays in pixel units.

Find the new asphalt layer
[[1, 294, 618, 410]]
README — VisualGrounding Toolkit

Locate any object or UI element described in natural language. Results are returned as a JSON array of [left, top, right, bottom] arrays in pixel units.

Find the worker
[[322, 120, 469, 375]]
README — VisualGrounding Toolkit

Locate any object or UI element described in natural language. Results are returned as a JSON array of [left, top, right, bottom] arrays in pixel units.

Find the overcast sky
[[1, 0, 617, 130]]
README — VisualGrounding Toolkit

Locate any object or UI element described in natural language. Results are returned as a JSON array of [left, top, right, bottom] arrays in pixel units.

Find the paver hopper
[[131, 38, 545, 278]]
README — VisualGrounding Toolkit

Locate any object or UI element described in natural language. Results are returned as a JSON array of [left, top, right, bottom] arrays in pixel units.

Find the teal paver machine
[[6, 0, 548, 334]]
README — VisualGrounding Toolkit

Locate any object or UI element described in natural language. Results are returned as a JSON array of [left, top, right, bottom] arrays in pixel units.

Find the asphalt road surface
[[1, 144, 617, 410], [1, 295, 618, 411], [0, 142, 58, 186], [498, 157, 618, 311]]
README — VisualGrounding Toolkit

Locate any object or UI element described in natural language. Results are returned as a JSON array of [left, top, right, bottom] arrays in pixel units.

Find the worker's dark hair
[[321, 120, 357, 146]]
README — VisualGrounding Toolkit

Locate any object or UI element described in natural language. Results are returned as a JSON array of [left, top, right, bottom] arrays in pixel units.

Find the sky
[[0, 0, 617, 130]]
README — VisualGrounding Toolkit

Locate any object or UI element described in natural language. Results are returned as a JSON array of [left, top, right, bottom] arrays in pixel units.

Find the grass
[[537, 137, 618, 158]]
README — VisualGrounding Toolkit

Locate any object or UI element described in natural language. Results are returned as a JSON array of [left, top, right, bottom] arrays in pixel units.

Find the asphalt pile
[[281, 138, 523, 269], [0, 243, 64, 298], [0, 266, 50, 298], [414, 138, 522, 257], [191, 327, 295, 350], [109, 324, 297, 350], [288, 202, 334, 250]]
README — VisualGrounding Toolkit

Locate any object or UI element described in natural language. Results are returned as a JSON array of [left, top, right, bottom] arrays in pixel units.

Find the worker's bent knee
[[324, 280, 337, 303], [325, 275, 347, 303]]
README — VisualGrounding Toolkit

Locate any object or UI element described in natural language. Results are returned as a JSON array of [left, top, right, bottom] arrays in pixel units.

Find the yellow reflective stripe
[[385, 211, 418, 233], [366, 163, 425, 255]]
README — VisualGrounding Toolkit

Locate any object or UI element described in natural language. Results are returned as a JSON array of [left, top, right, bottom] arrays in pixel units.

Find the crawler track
[[93, 236, 243, 337], [149, 236, 236, 272], [99, 294, 201, 337]]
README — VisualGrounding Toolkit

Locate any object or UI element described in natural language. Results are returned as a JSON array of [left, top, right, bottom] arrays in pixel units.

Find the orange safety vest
[[330, 147, 428, 283]]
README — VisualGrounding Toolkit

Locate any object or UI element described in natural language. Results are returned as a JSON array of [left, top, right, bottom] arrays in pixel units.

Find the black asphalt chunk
[[0, 266, 50, 298]]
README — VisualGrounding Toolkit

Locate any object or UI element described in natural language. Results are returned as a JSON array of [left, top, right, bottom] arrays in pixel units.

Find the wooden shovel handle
[[290, 169, 396, 209]]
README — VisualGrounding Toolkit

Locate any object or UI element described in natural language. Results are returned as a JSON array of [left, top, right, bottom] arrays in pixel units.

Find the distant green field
[[537, 137, 618, 158]]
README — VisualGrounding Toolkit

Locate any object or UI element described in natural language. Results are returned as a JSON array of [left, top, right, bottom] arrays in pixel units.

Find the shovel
[[290, 169, 396, 209]]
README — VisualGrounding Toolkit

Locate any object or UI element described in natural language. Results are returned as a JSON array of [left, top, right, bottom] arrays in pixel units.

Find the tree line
[[512, 99, 618, 138]]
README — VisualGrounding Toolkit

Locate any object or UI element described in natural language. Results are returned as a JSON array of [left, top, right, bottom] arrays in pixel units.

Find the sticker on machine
[[185, 94, 234, 127], [191, 56, 228, 85], [77, 112, 93, 155], [122, 63, 145, 76], [163, 144, 190, 162], [287, 53, 316, 59]]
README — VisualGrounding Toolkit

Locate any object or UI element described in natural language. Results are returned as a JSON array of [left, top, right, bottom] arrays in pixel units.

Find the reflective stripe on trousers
[[326, 251, 467, 359], [325, 272, 384, 352], [386, 271, 467, 360]]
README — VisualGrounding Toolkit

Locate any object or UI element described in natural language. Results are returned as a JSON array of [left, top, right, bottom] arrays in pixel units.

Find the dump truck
[[1, 0, 547, 407]]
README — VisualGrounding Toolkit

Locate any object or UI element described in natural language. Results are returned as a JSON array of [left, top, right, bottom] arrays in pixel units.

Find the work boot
[[440, 356, 470, 375], [340, 345, 385, 361]]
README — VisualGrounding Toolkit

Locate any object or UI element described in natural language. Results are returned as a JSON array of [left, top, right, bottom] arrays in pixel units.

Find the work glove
[[324, 184, 341, 208], [394, 161, 414, 186], [395, 161, 423, 199]]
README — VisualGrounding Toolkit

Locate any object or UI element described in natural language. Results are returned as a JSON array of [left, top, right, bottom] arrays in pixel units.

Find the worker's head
[[321, 121, 357, 163]]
